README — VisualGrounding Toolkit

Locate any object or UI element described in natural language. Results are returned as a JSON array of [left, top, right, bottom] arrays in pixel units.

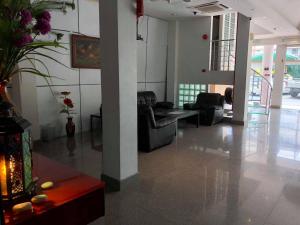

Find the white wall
[[177, 17, 212, 84], [35, 0, 101, 138], [168, 17, 235, 107], [137, 16, 168, 102], [10, 2, 168, 139]]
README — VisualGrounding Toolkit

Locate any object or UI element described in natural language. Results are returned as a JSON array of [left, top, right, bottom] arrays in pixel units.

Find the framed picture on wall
[[71, 34, 101, 69]]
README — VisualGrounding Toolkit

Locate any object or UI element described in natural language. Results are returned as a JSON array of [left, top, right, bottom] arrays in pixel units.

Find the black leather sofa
[[137, 91, 174, 110], [184, 93, 224, 126], [137, 91, 176, 152]]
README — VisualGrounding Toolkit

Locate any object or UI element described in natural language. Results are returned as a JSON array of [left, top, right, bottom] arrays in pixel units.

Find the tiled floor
[[34, 109, 300, 225]]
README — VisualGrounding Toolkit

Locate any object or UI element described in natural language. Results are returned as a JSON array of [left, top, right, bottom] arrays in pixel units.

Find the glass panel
[[184, 84, 190, 89], [179, 84, 184, 89], [179, 101, 183, 107]]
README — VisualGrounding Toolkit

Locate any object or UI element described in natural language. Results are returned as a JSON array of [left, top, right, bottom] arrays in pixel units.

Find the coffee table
[[155, 109, 200, 127]]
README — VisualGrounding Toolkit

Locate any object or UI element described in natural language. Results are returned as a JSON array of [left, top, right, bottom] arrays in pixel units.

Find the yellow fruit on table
[[31, 194, 48, 204], [41, 181, 54, 190], [12, 202, 33, 214]]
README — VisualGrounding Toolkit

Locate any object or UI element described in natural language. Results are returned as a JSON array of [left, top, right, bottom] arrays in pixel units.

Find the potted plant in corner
[[60, 91, 75, 137], [0, 0, 75, 205], [0, 0, 76, 116]]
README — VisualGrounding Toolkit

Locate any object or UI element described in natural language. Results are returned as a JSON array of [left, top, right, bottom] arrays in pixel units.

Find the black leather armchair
[[138, 105, 177, 152], [184, 93, 224, 126], [137, 91, 173, 111], [137, 91, 176, 152]]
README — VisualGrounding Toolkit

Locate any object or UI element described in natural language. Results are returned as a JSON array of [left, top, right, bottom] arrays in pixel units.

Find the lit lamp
[[0, 117, 33, 205]]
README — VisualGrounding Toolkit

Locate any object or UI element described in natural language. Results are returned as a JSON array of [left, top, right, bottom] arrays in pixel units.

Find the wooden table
[[4, 153, 105, 225]]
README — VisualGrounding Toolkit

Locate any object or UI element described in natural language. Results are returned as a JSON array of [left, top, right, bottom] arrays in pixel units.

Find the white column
[[100, 0, 138, 190], [233, 14, 251, 124], [167, 21, 179, 106], [271, 45, 287, 108], [262, 45, 274, 80]]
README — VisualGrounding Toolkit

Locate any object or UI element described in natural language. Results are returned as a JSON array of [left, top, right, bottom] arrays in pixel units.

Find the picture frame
[[71, 34, 101, 69]]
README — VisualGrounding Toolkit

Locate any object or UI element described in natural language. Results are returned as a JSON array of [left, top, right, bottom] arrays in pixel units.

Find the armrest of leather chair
[[155, 101, 174, 109], [155, 116, 177, 128], [183, 103, 198, 110]]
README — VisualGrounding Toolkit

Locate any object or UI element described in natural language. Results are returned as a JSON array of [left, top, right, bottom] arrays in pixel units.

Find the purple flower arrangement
[[0, 1, 75, 83], [16, 9, 53, 47]]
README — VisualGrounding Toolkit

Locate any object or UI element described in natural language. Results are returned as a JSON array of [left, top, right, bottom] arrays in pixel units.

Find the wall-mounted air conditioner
[[191, 1, 229, 14]]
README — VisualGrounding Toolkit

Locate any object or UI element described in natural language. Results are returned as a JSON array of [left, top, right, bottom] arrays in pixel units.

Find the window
[[178, 84, 207, 108], [221, 12, 237, 71]]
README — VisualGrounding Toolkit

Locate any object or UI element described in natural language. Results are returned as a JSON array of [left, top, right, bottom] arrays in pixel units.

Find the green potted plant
[[0, 0, 75, 116], [0, 0, 75, 207]]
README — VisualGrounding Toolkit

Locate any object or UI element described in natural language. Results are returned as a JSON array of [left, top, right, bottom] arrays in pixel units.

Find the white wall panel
[[148, 17, 168, 46], [35, 33, 79, 86], [50, 2, 78, 32], [137, 83, 146, 91], [146, 45, 167, 82], [137, 41, 147, 82], [79, 0, 100, 36], [146, 83, 166, 101], [177, 17, 211, 84], [80, 85, 102, 131], [80, 69, 101, 85]]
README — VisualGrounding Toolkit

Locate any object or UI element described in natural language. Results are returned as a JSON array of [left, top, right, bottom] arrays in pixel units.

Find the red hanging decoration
[[137, 0, 144, 18]]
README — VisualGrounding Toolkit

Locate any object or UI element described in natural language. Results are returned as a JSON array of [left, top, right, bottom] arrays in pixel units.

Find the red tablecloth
[[4, 153, 105, 225]]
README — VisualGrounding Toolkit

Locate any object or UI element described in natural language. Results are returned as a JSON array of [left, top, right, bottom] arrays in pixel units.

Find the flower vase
[[0, 81, 15, 117], [66, 117, 75, 137]]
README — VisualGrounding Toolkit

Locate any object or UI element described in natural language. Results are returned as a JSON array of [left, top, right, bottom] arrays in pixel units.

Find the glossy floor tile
[[34, 109, 300, 225]]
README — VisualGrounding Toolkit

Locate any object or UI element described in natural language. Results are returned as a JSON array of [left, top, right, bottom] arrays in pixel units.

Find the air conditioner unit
[[191, 1, 229, 14]]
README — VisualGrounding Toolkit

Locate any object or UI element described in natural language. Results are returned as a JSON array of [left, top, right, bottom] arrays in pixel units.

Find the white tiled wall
[[137, 16, 168, 101], [37, 0, 101, 138], [36, 4, 168, 138]]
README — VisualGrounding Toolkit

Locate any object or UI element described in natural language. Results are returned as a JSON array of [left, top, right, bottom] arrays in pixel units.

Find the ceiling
[[144, 0, 300, 39]]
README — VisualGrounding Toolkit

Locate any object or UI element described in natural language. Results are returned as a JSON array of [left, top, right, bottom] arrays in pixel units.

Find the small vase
[[66, 117, 75, 137], [0, 81, 15, 117]]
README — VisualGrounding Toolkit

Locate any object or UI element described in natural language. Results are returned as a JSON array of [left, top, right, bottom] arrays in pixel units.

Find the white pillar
[[100, 0, 138, 190], [271, 45, 287, 108], [233, 13, 251, 124], [262, 45, 274, 80]]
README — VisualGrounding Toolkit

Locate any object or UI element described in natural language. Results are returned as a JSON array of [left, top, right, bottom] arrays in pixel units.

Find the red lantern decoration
[[202, 34, 208, 40], [137, 0, 144, 18]]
